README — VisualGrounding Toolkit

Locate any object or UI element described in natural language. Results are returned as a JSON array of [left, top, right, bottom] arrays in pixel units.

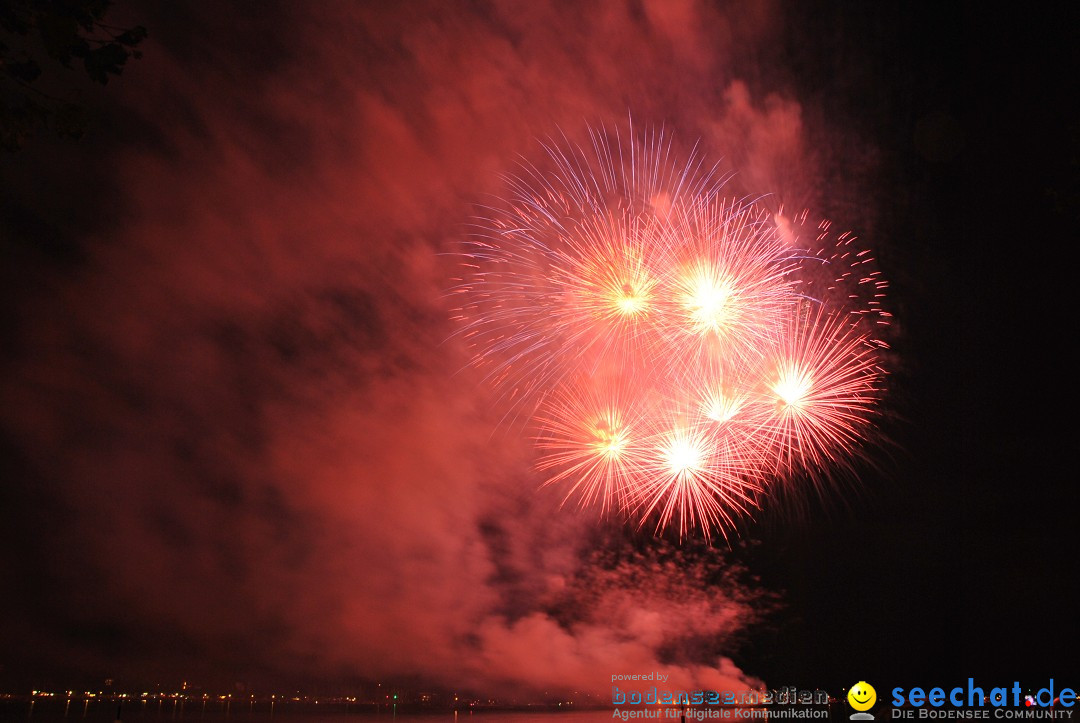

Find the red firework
[[453, 126, 890, 539]]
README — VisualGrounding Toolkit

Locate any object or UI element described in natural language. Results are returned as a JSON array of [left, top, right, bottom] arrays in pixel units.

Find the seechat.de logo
[[848, 681, 877, 720]]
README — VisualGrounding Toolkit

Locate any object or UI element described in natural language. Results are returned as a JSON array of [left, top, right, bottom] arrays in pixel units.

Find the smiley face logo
[[848, 681, 877, 712]]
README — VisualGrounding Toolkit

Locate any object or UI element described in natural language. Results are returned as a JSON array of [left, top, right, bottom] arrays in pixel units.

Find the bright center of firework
[[589, 420, 628, 459], [613, 282, 648, 316], [773, 366, 813, 407], [703, 390, 741, 423], [663, 433, 705, 475], [682, 267, 738, 334]]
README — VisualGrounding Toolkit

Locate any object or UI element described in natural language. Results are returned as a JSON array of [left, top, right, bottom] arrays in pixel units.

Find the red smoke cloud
[[0, 0, 842, 696]]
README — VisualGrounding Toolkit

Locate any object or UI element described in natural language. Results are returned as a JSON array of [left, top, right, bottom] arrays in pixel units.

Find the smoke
[[0, 0, 824, 697]]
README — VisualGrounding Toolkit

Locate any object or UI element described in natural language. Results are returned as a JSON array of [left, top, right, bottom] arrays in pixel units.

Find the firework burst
[[534, 378, 648, 516], [632, 402, 764, 542], [452, 125, 890, 539], [751, 302, 884, 480]]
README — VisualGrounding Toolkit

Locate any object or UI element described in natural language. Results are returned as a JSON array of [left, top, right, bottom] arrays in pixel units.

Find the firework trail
[[452, 125, 890, 540]]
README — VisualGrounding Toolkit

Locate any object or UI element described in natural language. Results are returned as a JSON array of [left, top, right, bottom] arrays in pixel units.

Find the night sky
[[1, 0, 1076, 700]]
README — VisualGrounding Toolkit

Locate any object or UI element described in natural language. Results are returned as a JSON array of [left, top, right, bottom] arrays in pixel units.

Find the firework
[[631, 402, 764, 542], [534, 377, 648, 516], [453, 125, 890, 539], [750, 302, 883, 479]]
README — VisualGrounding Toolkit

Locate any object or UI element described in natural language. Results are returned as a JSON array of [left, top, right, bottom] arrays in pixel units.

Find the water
[[1, 699, 834, 723], [0, 700, 616, 723]]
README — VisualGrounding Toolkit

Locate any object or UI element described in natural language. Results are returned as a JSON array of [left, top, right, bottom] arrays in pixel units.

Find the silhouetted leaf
[[83, 43, 129, 84], [0, 0, 146, 149], [6, 58, 40, 83]]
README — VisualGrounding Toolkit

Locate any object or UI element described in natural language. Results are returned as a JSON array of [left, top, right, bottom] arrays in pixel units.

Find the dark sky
[[740, 2, 1078, 690], [1, 0, 1076, 699]]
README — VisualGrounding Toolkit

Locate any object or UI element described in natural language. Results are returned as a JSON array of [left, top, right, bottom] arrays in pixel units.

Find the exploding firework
[[452, 125, 890, 540]]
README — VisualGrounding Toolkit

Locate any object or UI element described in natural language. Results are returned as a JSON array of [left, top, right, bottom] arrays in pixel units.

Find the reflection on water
[[2, 701, 618, 723], [1, 700, 837, 723]]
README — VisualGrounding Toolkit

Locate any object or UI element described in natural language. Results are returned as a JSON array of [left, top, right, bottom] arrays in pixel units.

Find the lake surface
[[2, 702, 616, 723], [3, 697, 834, 723]]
